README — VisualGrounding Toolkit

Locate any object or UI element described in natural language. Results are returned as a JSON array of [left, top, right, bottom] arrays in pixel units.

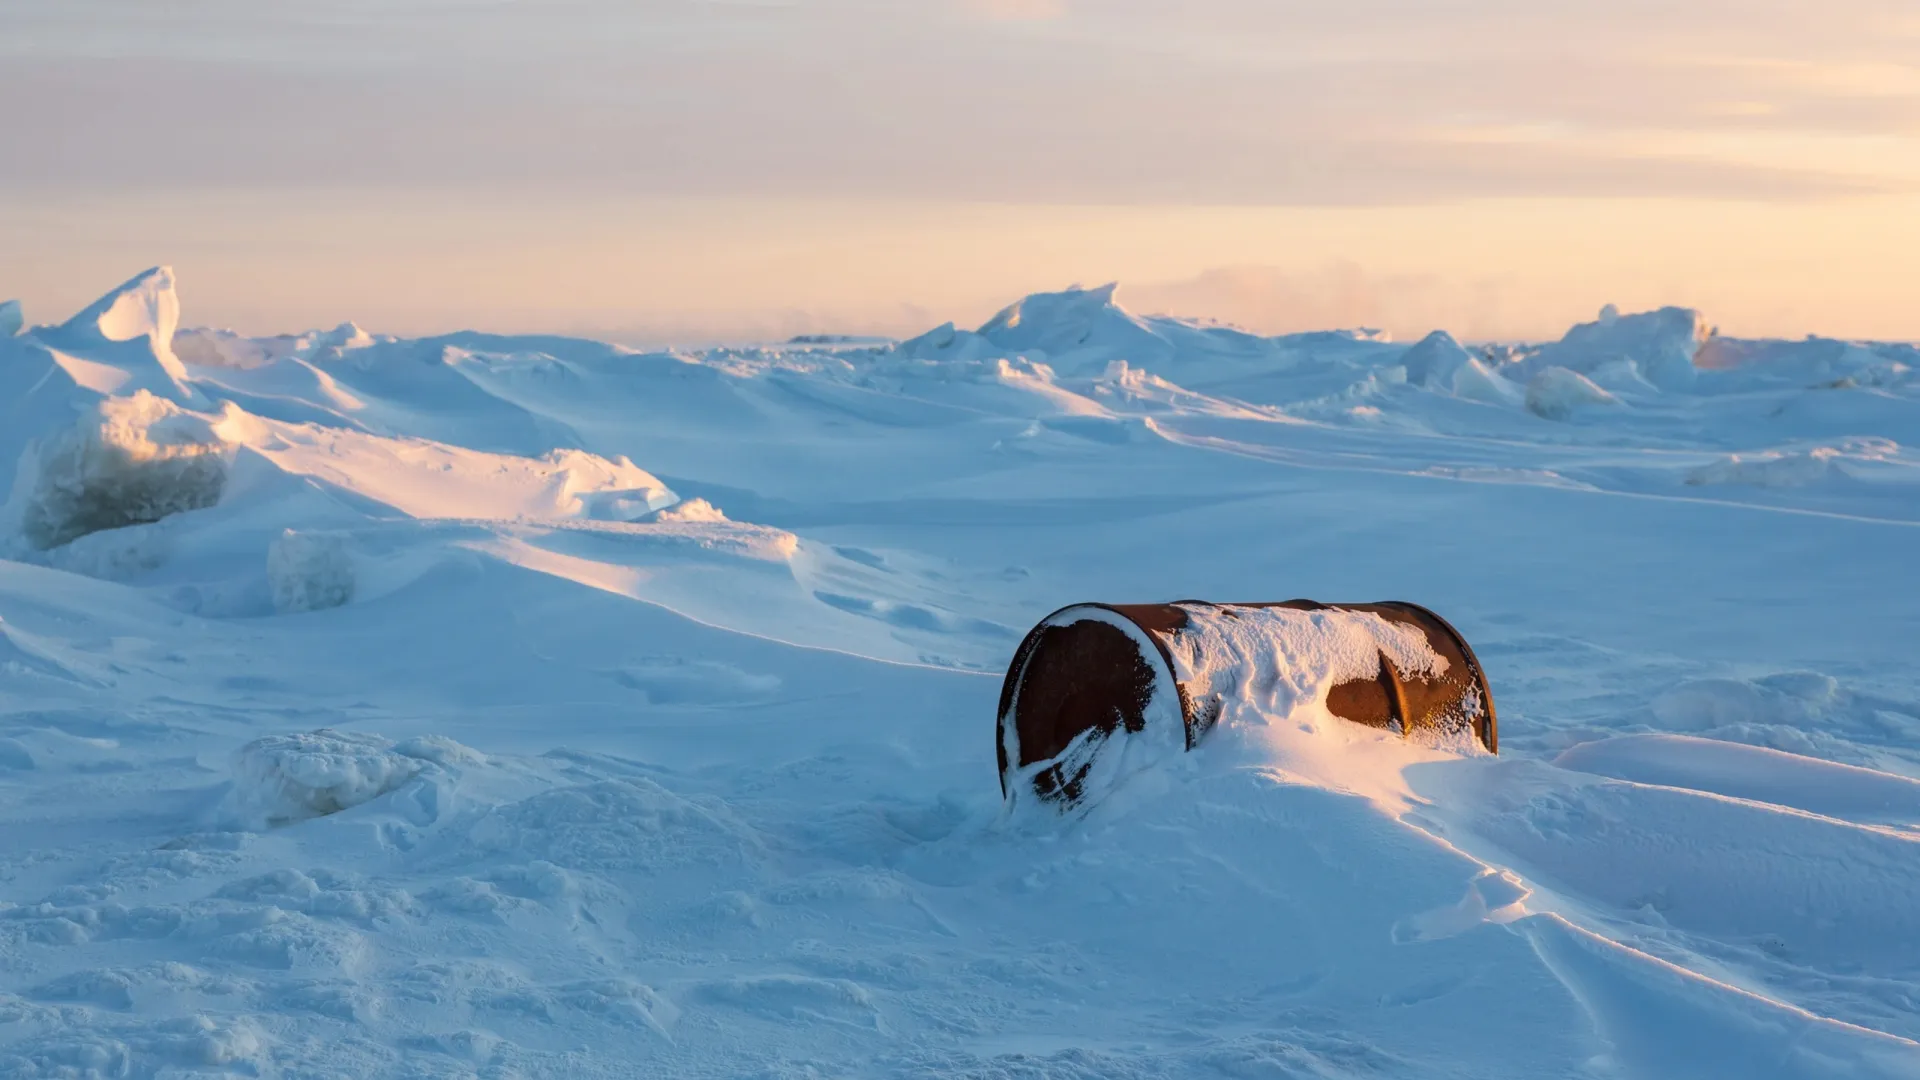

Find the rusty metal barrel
[[996, 600, 1496, 808]]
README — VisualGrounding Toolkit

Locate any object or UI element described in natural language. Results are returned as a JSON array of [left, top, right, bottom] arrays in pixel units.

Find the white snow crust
[[1164, 604, 1463, 807], [227, 729, 425, 827], [1, 268, 1918, 1078]]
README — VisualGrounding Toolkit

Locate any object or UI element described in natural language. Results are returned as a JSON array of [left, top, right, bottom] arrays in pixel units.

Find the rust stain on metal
[[997, 599, 1498, 806]]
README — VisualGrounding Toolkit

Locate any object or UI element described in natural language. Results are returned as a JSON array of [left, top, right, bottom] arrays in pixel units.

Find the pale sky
[[3, 0, 1917, 342]]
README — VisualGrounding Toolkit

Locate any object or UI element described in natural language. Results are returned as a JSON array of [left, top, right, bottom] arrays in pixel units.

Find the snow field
[[0, 269, 1915, 1076]]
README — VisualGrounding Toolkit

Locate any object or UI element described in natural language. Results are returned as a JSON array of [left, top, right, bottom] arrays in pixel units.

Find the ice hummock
[[27, 266, 197, 403], [976, 283, 1177, 367], [1401, 329, 1475, 387], [3, 391, 234, 551], [1525, 366, 1620, 420], [1513, 304, 1710, 391]]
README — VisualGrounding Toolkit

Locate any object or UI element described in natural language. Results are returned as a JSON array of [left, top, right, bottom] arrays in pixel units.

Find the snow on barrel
[[996, 600, 1497, 809]]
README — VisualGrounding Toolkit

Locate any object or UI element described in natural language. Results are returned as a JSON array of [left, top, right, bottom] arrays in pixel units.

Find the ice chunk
[[228, 729, 421, 827], [1525, 366, 1618, 420], [37, 266, 193, 394], [1519, 305, 1708, 392], [1449, 357, 1526, 406], [268, 530, 356, 613], [1401, 330, 1473, 387], [49, 266, 181, 351], [315, 321, 375, 352], [0, 299, 21, 338], [645, 497, 729, 523], [5, 391, 233, 550], [893, 321, 1001, 362], [86, 268, 181, 348], [976, 283, 1175, 367]]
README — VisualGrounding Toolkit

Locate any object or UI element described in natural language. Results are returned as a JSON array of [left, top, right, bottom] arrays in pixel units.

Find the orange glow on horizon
[[5, 191, 1919, 345]]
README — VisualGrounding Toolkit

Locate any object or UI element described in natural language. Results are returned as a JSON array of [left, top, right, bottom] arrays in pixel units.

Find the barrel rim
[[995, 602, 1192, 799], [1368, 600, 1499, 754]]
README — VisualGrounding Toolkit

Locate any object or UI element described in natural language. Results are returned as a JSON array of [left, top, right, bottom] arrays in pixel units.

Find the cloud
[[1, 54, 1898, 205], [3, 0, 1916, 206]]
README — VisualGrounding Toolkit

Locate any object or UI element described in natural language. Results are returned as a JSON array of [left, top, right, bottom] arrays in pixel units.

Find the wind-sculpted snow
[[33, 268, 193, 396], [1, 270, 1918, 1076]]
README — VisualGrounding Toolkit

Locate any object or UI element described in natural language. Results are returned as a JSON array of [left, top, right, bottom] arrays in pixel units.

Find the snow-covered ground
[[1, 267, 1917, 1078]]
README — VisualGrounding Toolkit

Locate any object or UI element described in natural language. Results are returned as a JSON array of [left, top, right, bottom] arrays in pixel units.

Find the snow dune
[[0, 269, 1916, 1076]]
